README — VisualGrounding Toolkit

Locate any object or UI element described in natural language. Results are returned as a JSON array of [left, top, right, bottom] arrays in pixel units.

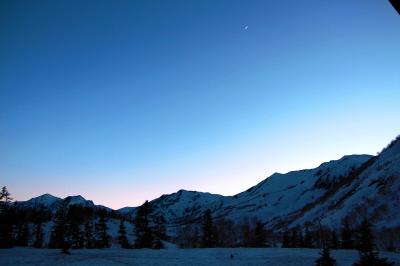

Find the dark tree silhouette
[[353, 218, 394, 266], [214, 217, 236, 247], [290, 228, 300, 248], [15, 223, 30, 247], [298, 230, 305, 247], [49, 204, 69, 249], [30, 205, 49, 248], [239, 218, 252, 247], [303, 227, 314, 248], [201, 209, 216, 247], [154, 215, 167, 240], [69, 221, 84, 249], [95, 212, 110, 248], [84, 221, 95, 248], [341, 218, 354, 249], [118, 220, 131, 248], [152, 232, 163, 249], [67, 206, 85, 249], [134, 200, 154, 248], [254, 221, 267, 247], [0, 207, 14, 248], [315, 247, 337, 266], [152, 215, 166, 249], [32, 217, 44, 249], [176, 223, 199, 248], [282, 230, 291, 248], [32, 223, 44, 248], [0, 186, 13, 203], [0, 186, 14, 248], [330, 231, 339, 249]]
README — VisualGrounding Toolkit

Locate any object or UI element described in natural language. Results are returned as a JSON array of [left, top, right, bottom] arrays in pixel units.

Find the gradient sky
[[1, 0, 399, 209]]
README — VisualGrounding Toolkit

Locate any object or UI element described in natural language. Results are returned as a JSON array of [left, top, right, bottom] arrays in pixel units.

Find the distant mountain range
[[15, 135, 400, 230], [15, 194, 112, 212]]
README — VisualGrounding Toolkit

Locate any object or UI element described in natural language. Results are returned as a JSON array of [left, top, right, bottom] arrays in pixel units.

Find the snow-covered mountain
[[15, 194, 110, 212], [16, 193, 62, 209], [310, 136, 400, 228], [212, 154, 373, 228], [150, 189, 227, 224], [63, 195, 95, 208], [118, 136, 400, 230], [118, 189, 226, 224], [15, 135, 400, 231], [122, 154, 372, 227]]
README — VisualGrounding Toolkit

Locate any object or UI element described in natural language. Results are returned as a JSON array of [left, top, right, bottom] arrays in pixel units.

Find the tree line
[[0, 187, 167, 251], [314, 218, 394, 266], [176, 210, 272, 248], [0, 185, 397, 266], [176, 208, 394, 266]]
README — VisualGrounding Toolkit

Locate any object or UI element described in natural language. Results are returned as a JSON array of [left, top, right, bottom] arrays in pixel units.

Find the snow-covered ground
[[1, 248, 400, 266]]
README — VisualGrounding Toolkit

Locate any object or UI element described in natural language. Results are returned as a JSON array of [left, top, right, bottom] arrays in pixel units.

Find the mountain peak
[[65, 195, 86, 200], [37, 193, 58, 199], [63, 195, 94, 207], [18, 193, 62, 208]]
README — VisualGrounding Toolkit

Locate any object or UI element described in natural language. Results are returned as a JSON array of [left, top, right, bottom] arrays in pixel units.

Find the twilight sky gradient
[[1, 0, 399, 209]]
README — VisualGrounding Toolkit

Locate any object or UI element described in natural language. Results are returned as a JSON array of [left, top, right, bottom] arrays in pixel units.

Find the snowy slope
[[15, 136, 400, 232], [15, 194, 111, 212], [150, 189, 227, 224], [212, 155, 372, 227], [15, 194, 62, 209], [2, 247, 400, 266], [64, 195, 95, 208], [118, 206, 136, 216], [119, 189, 227, 224], [117, 154, 373, 229], [315, 136, 400, 228]]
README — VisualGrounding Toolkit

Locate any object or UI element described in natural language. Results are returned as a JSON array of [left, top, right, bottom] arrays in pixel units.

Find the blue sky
[[1, 0, 399, 208]]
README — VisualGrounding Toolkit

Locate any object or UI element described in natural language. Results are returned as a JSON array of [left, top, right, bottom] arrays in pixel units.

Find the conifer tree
[[95, 212, 110, 248], [239, 218, 252, 247], [298, 230, 305, 247], [152, 232, 163, 249], [0, 186, 14, 248], [353, 218, 394, 266], [214, 217, 236, 247], [31, 206, 46, 248], [32, 222, 44, 248], [282, 230, 291, 248], [386, 239, 396, 253], [201, 209, 216, 247], [315, 247, 337, 266], [84, 221, 95, 249], [118, 220, 130, 248], [341, 218, 354, 249], [0, 208, 14, 248], [66, 206, 84, 249], [176, 223, 199, 248], [154, 215, 167, 240], [254, 221, 267, 247], [69, 221, 84, 249], [31, 205, 51, 248], [15, 223, 29, 247], [0, 186, 13, 203], [134, 200, 153, 248], [330, 231, 339, 249], [290, 228, 299, 248], [151, 215, 166, 249], [303, 227, 314, 248], [49, 205, 68, 249]]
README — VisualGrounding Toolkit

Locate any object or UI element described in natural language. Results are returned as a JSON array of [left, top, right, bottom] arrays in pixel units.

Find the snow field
[[1, 247, 400, 266]]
